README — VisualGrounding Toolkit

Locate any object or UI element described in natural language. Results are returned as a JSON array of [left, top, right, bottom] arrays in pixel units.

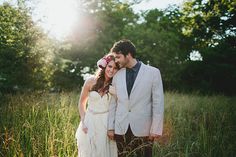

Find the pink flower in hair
[[97, 55, 113, 69], [97, 58, 107, 69]]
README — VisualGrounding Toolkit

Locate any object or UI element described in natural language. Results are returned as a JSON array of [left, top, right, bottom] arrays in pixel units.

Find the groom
[[107, 39, 164, 157]]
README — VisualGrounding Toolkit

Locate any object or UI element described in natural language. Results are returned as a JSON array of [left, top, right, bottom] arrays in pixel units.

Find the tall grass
[[156, 92, 236, 157], [0, 92, 80, 157], [0, 91, 235, 157]]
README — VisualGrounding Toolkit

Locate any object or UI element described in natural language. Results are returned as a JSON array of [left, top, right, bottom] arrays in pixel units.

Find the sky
[[0, 0, 184, 39]]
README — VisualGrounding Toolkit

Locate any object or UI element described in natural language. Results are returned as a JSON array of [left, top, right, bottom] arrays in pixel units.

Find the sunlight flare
[[37, 0, 81, 40]]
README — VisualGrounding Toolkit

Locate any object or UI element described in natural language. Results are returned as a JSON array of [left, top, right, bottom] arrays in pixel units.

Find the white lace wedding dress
[[75, 91, 118, 157]]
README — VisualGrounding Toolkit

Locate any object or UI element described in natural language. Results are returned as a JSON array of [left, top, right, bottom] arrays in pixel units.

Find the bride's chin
[[106, 74, 114, 78], [105, 76, 111, 80]]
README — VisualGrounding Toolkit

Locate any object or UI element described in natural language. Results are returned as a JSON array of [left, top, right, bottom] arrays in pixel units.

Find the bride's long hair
[[91, 54, 118, 93]]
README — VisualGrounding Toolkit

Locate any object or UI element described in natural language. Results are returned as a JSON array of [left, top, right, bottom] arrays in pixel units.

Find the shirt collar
[[127, 60, 141, 72]]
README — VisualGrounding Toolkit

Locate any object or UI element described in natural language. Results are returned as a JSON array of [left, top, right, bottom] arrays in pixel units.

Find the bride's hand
[[109, 85, 116, 95], [82, 122, 88, 134]]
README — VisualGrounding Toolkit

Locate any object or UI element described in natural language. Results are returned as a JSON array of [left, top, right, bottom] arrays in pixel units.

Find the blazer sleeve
[[107, 76, 117, 130], [150, 68, 164, 135]]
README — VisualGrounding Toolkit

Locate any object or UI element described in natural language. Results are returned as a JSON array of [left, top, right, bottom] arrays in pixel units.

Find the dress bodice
[[76, 91, 118, 157], [87, 91, 111, 113]]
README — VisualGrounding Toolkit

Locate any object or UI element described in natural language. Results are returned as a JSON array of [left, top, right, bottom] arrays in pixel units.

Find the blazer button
[[129, 109, 131, 112]]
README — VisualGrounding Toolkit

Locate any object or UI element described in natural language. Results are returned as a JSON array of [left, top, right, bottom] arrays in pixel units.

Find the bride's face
[[105, 60, 118, 79]]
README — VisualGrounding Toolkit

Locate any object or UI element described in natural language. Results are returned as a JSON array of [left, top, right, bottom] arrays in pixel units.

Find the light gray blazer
[[108, 62, 164, 136]]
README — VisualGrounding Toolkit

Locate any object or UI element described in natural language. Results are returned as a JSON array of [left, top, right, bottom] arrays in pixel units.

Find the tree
[[180, 0, 236, 94], [0, 3, 50, 92], [123, 7, 189, 89], [181, 0, 236, 47], [50, 0, 138, 90]]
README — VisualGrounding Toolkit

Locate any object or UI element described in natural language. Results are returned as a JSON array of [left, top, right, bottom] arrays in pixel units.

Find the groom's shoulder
[[141, 62, 160, 73], [115, 68, 125, 75], [113, 68, 125, 80]]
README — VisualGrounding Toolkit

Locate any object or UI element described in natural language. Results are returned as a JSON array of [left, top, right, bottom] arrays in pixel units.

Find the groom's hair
[[111, 39, 136, 58]]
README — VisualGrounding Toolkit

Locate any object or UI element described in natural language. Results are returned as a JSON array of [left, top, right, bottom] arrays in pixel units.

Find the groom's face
[[113, 53, 129, 68]]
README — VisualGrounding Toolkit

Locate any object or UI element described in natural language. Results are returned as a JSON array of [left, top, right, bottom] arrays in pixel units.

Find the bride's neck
[[104, 76, 110, 85], [104, 80, 110, 86]]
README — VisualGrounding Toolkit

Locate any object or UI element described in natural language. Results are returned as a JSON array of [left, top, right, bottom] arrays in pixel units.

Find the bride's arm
[[78, 77, 93, 131]]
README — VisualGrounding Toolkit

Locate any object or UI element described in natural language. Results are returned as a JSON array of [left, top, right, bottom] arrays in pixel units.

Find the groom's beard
[[117, 58, 129, 68], [118, 63, 127, 69], [118, 63, 125, 68]]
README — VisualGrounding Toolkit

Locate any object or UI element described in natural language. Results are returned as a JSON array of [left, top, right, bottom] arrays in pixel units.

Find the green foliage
[[50, 53, 84, 90], [181, 36, 236, 94], [50, 0, 234, 94], [0, 3, 51, 92], [180, 0, 236, 94], [0, 0, 235, 94], [181, 0, 236, 47], [123, 7, 189, 89], [50, 0, 139, 90]]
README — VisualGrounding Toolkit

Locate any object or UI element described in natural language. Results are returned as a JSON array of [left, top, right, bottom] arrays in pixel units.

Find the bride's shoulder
[[84, 75, 96, 87], [85, 75, 96, 82]]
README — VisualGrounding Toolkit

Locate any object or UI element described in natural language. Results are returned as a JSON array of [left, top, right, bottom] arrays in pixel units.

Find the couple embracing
[[75, 39, 164, 157]]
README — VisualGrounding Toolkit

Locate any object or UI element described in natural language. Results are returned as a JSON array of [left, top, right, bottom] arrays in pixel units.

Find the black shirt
[[126, 60, 141, 97]]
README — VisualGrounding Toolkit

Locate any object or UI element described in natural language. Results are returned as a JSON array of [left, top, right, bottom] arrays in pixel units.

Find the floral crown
[[97, 55, 114, 69]]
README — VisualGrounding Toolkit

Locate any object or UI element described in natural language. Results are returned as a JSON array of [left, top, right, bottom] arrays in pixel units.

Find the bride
[[75, 54, 119, 157]]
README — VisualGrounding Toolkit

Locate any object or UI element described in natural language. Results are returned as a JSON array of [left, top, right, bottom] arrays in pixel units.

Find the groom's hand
[[107, 130, 115, 140], [149, 133, 161, 141]]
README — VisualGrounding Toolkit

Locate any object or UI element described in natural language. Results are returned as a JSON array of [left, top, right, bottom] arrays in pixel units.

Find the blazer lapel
[[120, 68, 129, 99], [130, 63, 145, 95]]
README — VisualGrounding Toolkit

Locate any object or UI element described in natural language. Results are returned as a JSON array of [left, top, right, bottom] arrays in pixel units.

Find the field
[[0, 91, 235, 157]]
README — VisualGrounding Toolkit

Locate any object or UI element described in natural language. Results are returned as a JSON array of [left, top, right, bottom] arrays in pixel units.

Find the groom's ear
[[127, 52, 133, 59]]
